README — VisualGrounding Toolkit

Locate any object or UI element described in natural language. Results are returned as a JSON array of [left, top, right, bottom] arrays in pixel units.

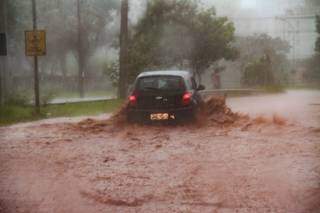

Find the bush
[[40, 89, 56, 106], [242, 55, 275, 87]]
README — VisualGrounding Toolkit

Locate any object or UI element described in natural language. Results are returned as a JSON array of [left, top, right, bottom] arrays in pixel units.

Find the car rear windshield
[[136, 75, 186, 92]]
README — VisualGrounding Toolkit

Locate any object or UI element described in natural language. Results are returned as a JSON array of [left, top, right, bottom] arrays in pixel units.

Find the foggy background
[[2, 0, 319, 104]]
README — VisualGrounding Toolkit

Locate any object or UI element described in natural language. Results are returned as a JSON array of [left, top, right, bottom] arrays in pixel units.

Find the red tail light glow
[[129, 95, 137, 106], [182, 92, 192, 106], [129, 92, 137, 106], [129, 95, 136, 102]]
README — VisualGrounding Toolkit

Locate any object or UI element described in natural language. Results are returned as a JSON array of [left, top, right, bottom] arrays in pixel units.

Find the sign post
[[32, 0, 40, 113], [26, 0, 46, 113], [25, 30, 46, 56]]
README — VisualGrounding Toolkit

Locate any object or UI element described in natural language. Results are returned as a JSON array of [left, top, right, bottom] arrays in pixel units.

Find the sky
[[199, 0, 307, 17], [130, 0, 305, 20], [240, 0, 257, 9]]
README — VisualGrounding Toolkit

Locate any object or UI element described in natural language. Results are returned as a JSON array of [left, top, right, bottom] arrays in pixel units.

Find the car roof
[[137, 70, 192, 79]]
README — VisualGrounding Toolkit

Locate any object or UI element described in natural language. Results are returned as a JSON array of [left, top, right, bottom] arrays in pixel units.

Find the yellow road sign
[[25, 30, 46, 56]]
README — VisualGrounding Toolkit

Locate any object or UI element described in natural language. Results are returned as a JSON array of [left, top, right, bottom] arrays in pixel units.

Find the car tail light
[[182, 92, 192, 106], [128, 92, 138, 107]]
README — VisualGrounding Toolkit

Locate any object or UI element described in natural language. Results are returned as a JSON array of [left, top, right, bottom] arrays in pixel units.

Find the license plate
[[150, 113, 169, 121]]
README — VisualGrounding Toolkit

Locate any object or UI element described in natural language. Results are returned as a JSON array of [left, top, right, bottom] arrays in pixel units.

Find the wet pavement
[[0, 90, 319, 213], [227, 90, 320, 128]]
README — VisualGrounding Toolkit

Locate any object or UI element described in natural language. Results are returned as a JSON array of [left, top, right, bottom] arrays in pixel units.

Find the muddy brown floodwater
[[0, 90, 320, 213]]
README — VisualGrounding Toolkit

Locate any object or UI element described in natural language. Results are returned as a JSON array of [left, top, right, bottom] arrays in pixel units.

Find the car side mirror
[[197, 84, 205, 91]]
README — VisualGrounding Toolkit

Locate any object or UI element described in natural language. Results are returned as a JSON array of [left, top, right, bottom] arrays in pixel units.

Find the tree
[[119, 0, 129, 98], [77, 0, 85, 97], [235, 34, 291, 86], [315, 15, 320, 54], [74, 0, 119, 97], [127, 0, 237, 83]]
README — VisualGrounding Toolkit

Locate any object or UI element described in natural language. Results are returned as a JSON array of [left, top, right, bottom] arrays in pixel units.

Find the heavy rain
[[0, 0, 319, 212]]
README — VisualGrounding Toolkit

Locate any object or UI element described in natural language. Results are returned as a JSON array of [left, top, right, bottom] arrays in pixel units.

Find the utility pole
[[77, 0, 84, 98], [32, 0, 40, 113], [276, 16, 298, 68], [119, 0, 129, 99], [0, 0, 7, 106]]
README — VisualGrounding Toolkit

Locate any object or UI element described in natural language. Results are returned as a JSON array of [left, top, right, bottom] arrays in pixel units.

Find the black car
[[127, 70, 205, 122]]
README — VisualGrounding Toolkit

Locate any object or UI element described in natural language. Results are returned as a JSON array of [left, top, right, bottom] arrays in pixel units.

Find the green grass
[[258, 85, 285, 93], [0, 99, 123, 126], [285, 84, 320, 91], [53, 90, 117, 99], [0, 105, 41, 126]]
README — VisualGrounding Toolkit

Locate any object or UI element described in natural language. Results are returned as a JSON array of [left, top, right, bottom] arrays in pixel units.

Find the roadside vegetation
[[287, 84, 320, 90], [259, 85, 286, 93], [0, 99, 123, 126]]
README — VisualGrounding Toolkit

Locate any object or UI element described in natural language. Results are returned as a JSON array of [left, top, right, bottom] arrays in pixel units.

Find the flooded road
[[0, 90, 319, 213], [228, 90, 320, 128]]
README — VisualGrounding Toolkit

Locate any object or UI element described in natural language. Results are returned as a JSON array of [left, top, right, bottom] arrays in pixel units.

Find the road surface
[[0, 90, 319, 213]]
